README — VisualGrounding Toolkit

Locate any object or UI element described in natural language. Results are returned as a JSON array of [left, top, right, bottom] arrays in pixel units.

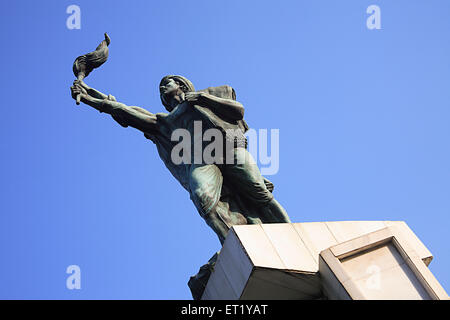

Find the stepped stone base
[[201, 221, 448, 300]]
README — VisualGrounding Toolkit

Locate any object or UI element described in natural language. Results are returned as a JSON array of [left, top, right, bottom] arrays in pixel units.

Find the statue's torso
[[144, 88, 248, 191], [145, 102, 216, 191]]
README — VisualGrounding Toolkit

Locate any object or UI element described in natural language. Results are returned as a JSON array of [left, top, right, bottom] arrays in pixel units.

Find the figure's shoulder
[[200, 85, 236, 100]]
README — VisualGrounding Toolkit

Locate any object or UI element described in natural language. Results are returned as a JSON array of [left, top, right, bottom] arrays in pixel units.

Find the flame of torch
[[73, 33, 111, 105]]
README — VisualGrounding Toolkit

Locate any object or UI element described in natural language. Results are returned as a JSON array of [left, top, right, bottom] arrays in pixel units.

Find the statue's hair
[[159, 75, 195, 110]]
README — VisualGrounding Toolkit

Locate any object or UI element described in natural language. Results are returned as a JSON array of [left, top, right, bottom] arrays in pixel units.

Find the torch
[[73, 33, 111, 105]]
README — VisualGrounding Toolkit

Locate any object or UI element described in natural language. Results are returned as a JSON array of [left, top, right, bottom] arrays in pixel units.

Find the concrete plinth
[[201, 221, 448, 300]]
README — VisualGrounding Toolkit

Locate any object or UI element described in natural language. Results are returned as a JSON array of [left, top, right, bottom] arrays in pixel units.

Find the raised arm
[[185, 91, 245, 121], [71, 80, 158, 134]]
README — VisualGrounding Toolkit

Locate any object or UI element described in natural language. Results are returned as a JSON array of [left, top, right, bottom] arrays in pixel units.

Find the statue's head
[[159, 75, 195, 112]]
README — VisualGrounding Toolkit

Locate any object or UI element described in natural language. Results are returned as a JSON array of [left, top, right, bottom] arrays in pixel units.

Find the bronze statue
[[70, 34, 291, 299]]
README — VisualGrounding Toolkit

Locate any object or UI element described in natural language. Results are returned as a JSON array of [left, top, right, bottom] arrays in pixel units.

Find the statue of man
[[70, 75, 291, 298]]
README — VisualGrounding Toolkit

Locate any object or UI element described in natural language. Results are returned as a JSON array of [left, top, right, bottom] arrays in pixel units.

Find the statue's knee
[[191, 186, 218, 215]]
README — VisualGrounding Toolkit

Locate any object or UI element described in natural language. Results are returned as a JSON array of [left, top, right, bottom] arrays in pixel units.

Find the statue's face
[[162, 79, 185, 112]]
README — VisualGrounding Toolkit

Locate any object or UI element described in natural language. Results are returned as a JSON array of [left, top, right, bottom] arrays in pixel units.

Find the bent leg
[[223, 148, 291, 223], [189, 164, 235, 244], [262, 198, 291, 223], [189, 164, 224, 216]]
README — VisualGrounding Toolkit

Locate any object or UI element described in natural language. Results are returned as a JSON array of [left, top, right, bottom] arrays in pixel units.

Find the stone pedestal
[[201, 221, 448, 300]]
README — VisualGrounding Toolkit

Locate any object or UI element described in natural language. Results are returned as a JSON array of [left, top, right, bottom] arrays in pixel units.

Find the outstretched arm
[[185, 91, 245, 121], [71, 80, 158, 134]]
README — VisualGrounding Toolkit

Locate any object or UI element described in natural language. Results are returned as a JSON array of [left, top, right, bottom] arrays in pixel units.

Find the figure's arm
[[185, 92, 245, 121], [71, 80, 158, 133], [84, 85, 109, 100]]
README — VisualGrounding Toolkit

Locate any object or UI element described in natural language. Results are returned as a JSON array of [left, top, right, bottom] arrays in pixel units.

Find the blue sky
[[0, 0, 449, 299]]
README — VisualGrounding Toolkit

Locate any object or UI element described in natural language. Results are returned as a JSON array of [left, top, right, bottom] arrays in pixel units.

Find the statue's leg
[[188, 251, 219, 300], [261, 198, 291, 223], [223, 148, 291, 223], [187, 165, 232, 300], [188, 164, 229, 244], [203, 208, 229, 245]]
